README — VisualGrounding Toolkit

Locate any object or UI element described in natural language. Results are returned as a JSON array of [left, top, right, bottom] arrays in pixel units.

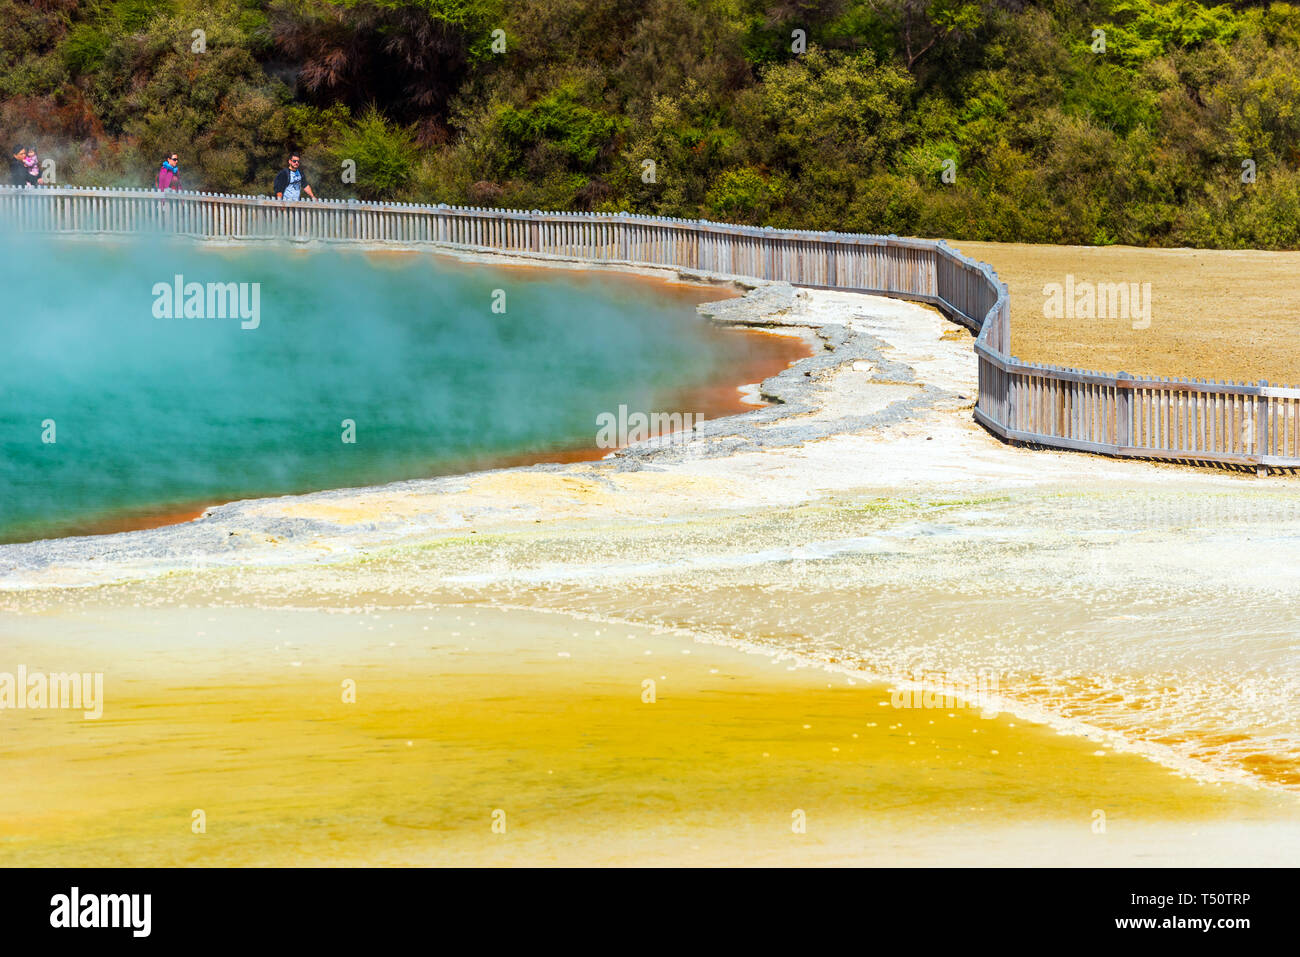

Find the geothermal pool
[[0, 235, 779, 543], [1, 268, 1297, 865], [3, 483, 1299, 866]]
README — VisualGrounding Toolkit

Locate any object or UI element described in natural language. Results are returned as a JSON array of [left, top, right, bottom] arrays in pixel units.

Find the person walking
[[273, 153, 315, 200], [9, 146, 27, 186], [12, 146, 42, 185], [157, 152, 181, 191]]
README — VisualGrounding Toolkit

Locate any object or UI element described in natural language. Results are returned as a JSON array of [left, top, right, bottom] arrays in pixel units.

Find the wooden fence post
[[1257, 380, 1268, 467], [1116, 372, 1132, 449]]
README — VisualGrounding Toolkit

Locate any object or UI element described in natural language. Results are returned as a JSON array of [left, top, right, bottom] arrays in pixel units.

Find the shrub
[[329, 107, 419, 199]]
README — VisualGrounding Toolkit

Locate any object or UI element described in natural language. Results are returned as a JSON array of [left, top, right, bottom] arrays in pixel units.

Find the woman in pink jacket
[[156, 153, 180, 191]]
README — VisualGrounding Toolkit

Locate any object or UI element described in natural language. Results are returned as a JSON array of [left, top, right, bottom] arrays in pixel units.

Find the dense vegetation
[[5, 0, 1300, 247]]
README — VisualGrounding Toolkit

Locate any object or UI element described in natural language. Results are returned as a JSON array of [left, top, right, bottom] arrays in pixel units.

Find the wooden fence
[[1, 184, 1291, 470]]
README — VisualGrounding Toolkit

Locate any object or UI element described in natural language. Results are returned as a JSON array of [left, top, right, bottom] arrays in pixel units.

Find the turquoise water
[[0, 236, 748, 543]]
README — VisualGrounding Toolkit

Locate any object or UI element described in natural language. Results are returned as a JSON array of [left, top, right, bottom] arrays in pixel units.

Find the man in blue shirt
[[273, 154, 316, 200]]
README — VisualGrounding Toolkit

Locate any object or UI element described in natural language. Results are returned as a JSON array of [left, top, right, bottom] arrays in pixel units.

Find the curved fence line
[[2, 184, 1294, 470]]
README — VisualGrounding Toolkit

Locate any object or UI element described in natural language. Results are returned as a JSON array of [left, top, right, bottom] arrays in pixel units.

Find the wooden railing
[[2, 184, 1291, 470]]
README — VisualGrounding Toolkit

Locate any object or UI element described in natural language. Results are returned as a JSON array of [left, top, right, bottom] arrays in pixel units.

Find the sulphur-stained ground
[[957, 240, 1300, 385], [1, 272, 1298, 866], [2, 601, 1294, 867]]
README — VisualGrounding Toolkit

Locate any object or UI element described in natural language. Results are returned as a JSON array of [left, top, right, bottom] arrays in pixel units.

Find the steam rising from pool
[[0, 234, 748, 542]]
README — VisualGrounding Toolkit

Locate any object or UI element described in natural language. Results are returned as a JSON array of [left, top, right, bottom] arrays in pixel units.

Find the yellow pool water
[[1, 602, 1293, 866]]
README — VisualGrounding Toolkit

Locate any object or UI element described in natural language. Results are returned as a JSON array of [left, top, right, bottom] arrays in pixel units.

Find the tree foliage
[[7, 0, 1300, 246]]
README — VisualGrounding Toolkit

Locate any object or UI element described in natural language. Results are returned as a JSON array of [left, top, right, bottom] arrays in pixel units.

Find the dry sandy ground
[[957, 241, 1300, 384]]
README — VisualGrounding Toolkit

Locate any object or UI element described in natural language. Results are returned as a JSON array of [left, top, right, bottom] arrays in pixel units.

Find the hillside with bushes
[[4, 0, 1300, 247]]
